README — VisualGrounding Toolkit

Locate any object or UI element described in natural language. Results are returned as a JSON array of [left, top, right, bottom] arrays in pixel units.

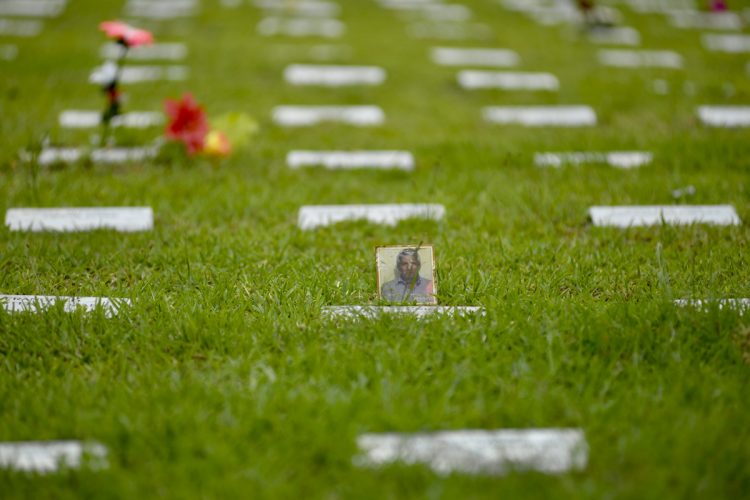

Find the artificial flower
[[204, 130, 231, 157], [710, 0, 727, 11], [99, 20, 153, 47], [210, 112, 259, 150], [164, 93, 209, 155]]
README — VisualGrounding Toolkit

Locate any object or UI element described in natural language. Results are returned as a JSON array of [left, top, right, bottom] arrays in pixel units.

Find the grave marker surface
[[297, 203, 445, 229], [100, 42, 187, 61], [587, 26, 640, 46], [253, 0, 341, 17], [90, 64, 189, 84], [322, 305, 484, 319], [598, 49, 683, 68], [1, 295, 131, 317], [59, 110, 163, 129], [697, 106, 750, 127], [257, 17, 345, 37], [0, 18, 44, 37], [125, 0, 197, 19], [457, 70, 559, 90], [535, 151, 653, 169], [354, 429, 588, 475], [702, 33, 750, 53], [272, 105, 385, 126], [483, 106, 596, 126], [431, 47, 520, 67], [287, 151, 415, 171], [5, 207, 155, 232], [669, 10, 742, 30], [674, 298, 750, 314], [588, 205, 741, 227], [284, 64, 386, 86], [0, 441, 108, 473], [0, 0, 65, 17], [36, 146, 159, 166]]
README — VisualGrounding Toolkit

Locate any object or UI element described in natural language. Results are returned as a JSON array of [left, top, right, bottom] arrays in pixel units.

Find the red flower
[[164, 93, 209, 155], [100, 21, 153, 47]]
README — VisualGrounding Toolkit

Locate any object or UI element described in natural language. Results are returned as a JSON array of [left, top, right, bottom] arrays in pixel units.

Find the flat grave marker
[[0, 18, 44, 37], [588, 205, 741, 227], [100, 42, 187, 61], [35, 146, 159, 166], [284, 64, 386, 86], [598, 49, 683, 69], [697, 105, 750, 127], [59, 110, 163, 129], [408, 21, 491, 40], [702, 33, 750, 53], [587, 26, 640, 46], [535, 151, 653, 169], [483, 106, 596, 127], [669, 10, 742, 30], [431, 46, 520, 67], [674, 298, 750, 314], [0, 0, 65, 17], [1, 295, 131, 317], [253, 0, 341, 17], [125, 0, 198, 19], [322, 305, 484, 319], [287, 151, 415, 171], [0, 441, 108, 473], [457, 70, 559, 90], [257, 17, 345, 37], [272, 105, 385, 127], [297, 203, 445, 229], [90, 64, 189, 84], [5, 207, 155, 232], [354, 429, 588, 475]]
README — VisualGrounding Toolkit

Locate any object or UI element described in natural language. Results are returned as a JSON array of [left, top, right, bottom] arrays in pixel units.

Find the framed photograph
[[376, 245, 437, 305]]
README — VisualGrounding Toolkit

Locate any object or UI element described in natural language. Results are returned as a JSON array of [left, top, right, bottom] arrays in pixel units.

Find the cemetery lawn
[[1, 0, 750, 497]]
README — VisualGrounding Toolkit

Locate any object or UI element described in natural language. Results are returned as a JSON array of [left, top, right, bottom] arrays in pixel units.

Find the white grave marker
[[0, 0, 65, 17], [125, 0, 197, 19], [253, 0, 341, 17], [483, 106, 596, 127], [298, 203, 445, 229], [0, 441, 108, 473], [457, 70, 559, 91], [257, 17, 345, 37], [5, 207, 155, 232], [354, 429, 588, 475], [701, 33, 750, 53], [431, 47, 520, 67], [284, 64, 386, 86], [670, 10, 742, 30], [272, 105, 385, 126], [0, 18, 43, 37], [534, 152, 653, 169], [674, 298, 750, 314], [408, 22, 491, 40], [59, 110, 163, 129], [598, 49, 683, 69], [100, 42, 187, 61], [35, 146, 159, 166], [287, 151, 415, 171], [697, 106, 750, 127], [1, 295, 131, 317], [588, 205, 741, 227], [322, 305, 484, 319], [90, 64, 189, 84], [587, 26, 640, 46]]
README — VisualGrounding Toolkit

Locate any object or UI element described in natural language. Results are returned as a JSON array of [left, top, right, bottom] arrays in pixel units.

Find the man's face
[[397, 254, 420, 282]]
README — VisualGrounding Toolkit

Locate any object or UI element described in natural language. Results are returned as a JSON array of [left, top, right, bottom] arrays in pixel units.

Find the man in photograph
[[381, 248, 434, 304]]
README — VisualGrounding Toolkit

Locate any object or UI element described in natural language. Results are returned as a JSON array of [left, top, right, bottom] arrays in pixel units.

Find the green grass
[[1, 0, 750, 497]]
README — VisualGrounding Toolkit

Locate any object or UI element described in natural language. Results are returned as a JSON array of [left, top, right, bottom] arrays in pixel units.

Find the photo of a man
[[377, 245, 437, 304]]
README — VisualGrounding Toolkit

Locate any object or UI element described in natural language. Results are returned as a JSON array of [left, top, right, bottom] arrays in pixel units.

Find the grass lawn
[[1, 0, 750, 497]]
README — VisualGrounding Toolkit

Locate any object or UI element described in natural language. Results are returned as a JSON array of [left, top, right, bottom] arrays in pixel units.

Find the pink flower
[[164, 93, 209, 155], [99, 21, 153, 47], [710, 0, 728, 11]]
